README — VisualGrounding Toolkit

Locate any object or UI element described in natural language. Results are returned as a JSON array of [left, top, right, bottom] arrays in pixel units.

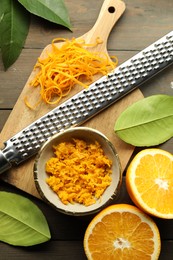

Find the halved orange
[[84, 204, 161, 260], [126, 148, 173, 219]]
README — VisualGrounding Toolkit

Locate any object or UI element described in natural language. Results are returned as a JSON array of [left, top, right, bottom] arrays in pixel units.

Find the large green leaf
[[18, 0, 71, 29], [114, 95, 173, 147], [0, 0, 30, 70], [0, 192, 51, 246]]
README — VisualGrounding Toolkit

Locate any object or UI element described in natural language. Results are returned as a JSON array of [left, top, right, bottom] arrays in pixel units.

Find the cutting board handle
[[82, 0, 126, 53]]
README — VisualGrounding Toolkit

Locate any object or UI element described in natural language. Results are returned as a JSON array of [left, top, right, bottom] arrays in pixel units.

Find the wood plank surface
[[0, 0, 173, 259], [0, 240, 173, 260]]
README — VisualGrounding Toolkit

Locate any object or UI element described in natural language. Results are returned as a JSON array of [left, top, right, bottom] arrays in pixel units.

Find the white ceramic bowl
[[34, 127, 122, 216]]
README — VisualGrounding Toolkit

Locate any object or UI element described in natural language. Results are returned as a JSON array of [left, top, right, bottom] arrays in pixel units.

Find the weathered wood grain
[[24, 0, 173, 50], [0, 0, 172, 259], [0, 240, 172, 260]]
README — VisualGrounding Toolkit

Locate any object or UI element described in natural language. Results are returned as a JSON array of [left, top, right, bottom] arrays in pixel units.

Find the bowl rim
[[34, 126, 122, 216]]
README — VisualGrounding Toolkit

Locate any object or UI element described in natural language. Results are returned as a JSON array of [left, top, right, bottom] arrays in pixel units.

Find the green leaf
[[0, 192, 51, 246], [114, 95, 173, 147], [18, 0, 71, 29], [0, 0, 30, 70]]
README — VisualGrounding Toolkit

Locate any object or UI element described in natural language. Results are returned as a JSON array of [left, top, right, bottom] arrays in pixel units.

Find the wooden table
[[0, 0, 172, 259]]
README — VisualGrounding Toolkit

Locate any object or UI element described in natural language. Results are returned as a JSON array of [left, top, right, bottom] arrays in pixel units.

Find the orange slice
[[126, 148, 173, 219], [84, 204, 161, 260]]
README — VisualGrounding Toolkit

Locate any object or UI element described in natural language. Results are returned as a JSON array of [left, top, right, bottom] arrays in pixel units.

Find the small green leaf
[[0, 192, 51, 246], [114, 95, 173, 147], [0, 0, 30, 70], [18, 0, 72, 29]]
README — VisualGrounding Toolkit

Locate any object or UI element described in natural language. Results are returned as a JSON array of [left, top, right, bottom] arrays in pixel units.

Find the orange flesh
[[134, 154, 173, 214], [87, 211, 155, 259]]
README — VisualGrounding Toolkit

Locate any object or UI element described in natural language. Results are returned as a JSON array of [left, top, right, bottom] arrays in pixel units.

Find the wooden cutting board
[[0, 0, 143, 198]]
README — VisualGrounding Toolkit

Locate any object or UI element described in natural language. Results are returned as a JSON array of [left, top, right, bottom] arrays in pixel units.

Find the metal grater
[[0, 31, 173, 174]]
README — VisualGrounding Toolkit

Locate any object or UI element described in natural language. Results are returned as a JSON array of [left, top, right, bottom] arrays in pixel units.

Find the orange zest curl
[[26, 37, 118, 108]]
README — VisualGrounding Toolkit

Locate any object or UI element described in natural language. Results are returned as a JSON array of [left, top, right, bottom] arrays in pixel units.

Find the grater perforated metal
[[0, 31, 173, 174]]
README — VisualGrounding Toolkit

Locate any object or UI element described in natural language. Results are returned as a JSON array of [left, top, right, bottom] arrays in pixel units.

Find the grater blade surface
[[0, 31, 173, 174]]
